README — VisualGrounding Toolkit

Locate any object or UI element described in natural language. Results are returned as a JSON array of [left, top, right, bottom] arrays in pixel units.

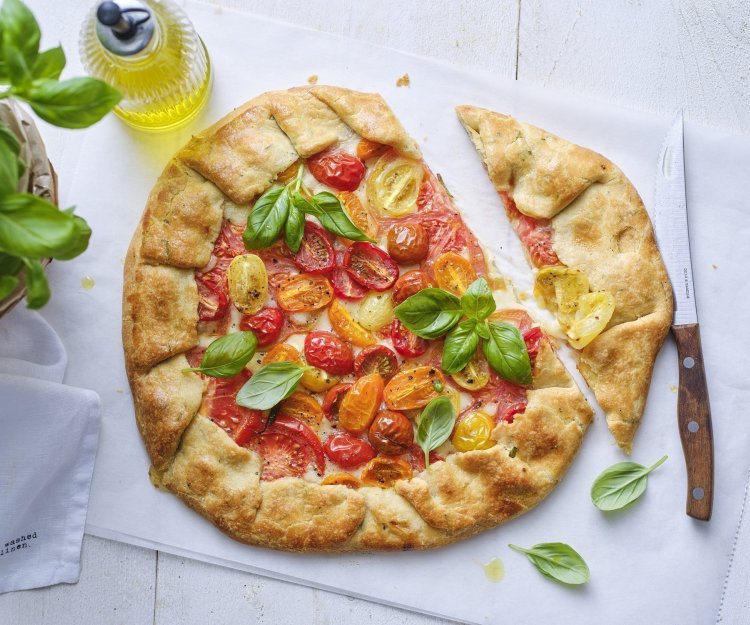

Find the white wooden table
[[3, 1, 748, 623]]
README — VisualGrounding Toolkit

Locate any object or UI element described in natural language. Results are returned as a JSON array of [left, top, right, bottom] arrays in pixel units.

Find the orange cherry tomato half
[[339, 191, 377, 240], [392, 270, 435, 304], [321, 473, 361, 488], [304, 331, 354, 375], [239, 307, 285, 347], [356, 138, 389, 162], [368, 410, 414, 455], [354, 344, 398, 380], [323, 433, 376, 469], [343, 242, 399, 292], [433, 251, 477, 296], [278, 391, 324, 430], [276, 273, 333, 312], [383, 366, 445, 410], [293, 221, 335, 274], [328, 299, 377, 348], [360, 456, 413, 488], [387, 222, 429, 264], [307, 148, 366, 192], [338, 373, 384, 434], [262, 342, 302, 365], [322, 382, 352, 424]]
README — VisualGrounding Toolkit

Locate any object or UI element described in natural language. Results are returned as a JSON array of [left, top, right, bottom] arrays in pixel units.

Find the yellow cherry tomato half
[[278, 391, 324, 430], [567, 291, 616, 349], [299, 365, 339, 393], [451, 349, 490, 391], [357, 291, 394, 331], [262, 343, 302, 365], [328, 299, 377, 348], [433, 252, 477, 296], [227, 254, 268, 314], [339, 191, 377, 240], [452, 411, 497, 452], [366, 151, 423, 218], [321, 473, 361, 488], [533, 265, 589, 322], [339, 373, 385, 434]]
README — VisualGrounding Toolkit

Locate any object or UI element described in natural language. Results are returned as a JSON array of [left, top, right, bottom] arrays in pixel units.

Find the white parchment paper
[[38, 3, 750, 624]]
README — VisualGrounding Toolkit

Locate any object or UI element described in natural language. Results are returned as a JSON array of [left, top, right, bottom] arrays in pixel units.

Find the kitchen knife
[[654, 112, 713, 521]]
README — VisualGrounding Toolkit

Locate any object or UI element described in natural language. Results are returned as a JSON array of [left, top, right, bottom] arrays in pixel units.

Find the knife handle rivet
[[683, 356, 695, 369], [692, 487, 705, 501], [688, 420, 700, 433]]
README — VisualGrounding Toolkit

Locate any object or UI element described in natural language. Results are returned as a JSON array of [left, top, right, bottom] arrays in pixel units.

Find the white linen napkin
[[0, 305, 101, 594]]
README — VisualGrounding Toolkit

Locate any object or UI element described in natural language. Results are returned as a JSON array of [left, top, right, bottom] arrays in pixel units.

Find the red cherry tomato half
[[323, 433, 376, 469], [343, 242, 399, 292], [390, 319, 428, 358], [322, 382, 353, 423], [304, 331, 355, 375], [307, 148, 366, 192], [408, 444, 444, 472], [522, 326, 545, 362], [271, 415, 325, 474], [330, 251, 367, 301], [293, 221, 336, 274], [239, 307, 285, 347], [354, 344, 398, 380], [499, 401, 528, 424], [196, 274, 229, 321]]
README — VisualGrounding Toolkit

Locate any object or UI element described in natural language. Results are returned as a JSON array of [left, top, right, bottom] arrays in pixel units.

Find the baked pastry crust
[[123, 87, 594, 551], [456, 105, 673, 453]]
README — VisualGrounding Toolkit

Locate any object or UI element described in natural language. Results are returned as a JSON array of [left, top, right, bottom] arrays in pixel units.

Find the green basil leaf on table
[[243, 186, 290, 250], [21, 256, 49, 308], [461, 277, 496, 321], [0, 273, 18, 299], [236, 361, 305, 410], [51, 214, 91, 260], [0, 194, 78, 257], [284, 200, 305, 253], [31, 45, 65, 81], [0, 140, 19, 197], [4, 43, 31, 89], [509, 543, 590, 585], [185, 331, 258, 378], [415, 396, 455, 468], [304, 191, 372, 242], [0, 0, 40, 64], [21, 77, 122, 129], [591, 455, 668, 511], [441, 319, 480, 374], [393, 288, 462, 339], [483, 321, 532, 385]]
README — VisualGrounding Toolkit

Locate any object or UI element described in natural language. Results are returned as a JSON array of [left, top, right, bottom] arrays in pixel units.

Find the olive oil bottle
[[79, 0, 211, 132]]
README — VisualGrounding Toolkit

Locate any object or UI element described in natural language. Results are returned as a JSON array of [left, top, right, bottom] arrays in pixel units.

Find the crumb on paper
[[307, 74, 318, 85], [422, 135, 428, 142], [396, 73, 411, 87], [670, 385, 677, 393], [115, 388, 124, 394], [712, 264, 718, 270], [120, 257, 125, 265]]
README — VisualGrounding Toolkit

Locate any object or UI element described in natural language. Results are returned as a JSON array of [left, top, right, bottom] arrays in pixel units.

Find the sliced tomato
[[185, 346, 205, 369], [304, 331, 354, 375], [330, 251, 368, 300], [500, 401, 528, 424], [343, 242, 399, 291], [240, 307, 285, 347], [195, 221, 246, 322], [390, 319, 428, 358], [204, 371, 264, 438], [307, 148, 366, 192], [408, 444, 444, 472], [233, 409, 267, 446], [322, 382, 352, 424], [252, 431, 311, 480], [502, 194, 560, 267], [271, 415, 325, 474], [522, 326, 546, 362], [196, 273, 229, 321], [490, 309, 534, 334], [354, 344, 398, 380], [293, 221, 336, 274], [323, 433, 376, 469]]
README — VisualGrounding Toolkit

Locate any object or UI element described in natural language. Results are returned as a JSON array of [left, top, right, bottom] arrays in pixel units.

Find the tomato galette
[[456, 106, 673, 453], [123, 86, 596, 552]]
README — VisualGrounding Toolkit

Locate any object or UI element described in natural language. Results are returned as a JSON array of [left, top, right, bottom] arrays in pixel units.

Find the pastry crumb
[[115, 388, 124, 394], [396, 73, 411, 87], [670, 385, 677, 393], [307, 74, 318, 85], [712, 264, 718, 270]]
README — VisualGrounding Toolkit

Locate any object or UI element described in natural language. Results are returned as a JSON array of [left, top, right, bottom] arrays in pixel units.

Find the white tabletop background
[[3, 1, 749, 623]]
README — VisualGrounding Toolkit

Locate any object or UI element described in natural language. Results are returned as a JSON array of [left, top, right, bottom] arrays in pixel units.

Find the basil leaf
[[0, 0, 40, 64], [483, 321, 532, 385], [0, 139, 18, 197], [0, 250, 22, 274], [236, 361, 305, 410], [185, 331, 258, 378], [303, 191, 371, 242], [0, 273, 17, 298], [51, 214, 91, 260], [4, 43, 30, 89], [416, 396, 455, 468], [0, 194, 77, 257], [21, 77, 121, 129], [461, 277, 495, 321], [441, 319, 480, 374], [475, 320, 490, 340], [243, 186, 289, 250], [591, 455, 668, 511], [509, 543, 590, 585], [31, 45, 65, 81], [285, 201, 305, 253], [393, 288, 462, 339], [21, 257, 49, 308], [0, 123, 20, 155]]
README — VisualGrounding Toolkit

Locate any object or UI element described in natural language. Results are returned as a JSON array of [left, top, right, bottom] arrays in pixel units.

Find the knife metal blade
[[654, 112, 714, 521]]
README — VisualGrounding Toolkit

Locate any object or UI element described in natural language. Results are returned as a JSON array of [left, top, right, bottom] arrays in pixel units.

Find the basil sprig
[[395, 277, 532, 385], [243, 165, 372, 253], [415, 396, 455, 468], [184, 331, 258, 378], [591, 455, 668, 511], [0, 0, 120, 309], [236, 361, 305, 410], [509, 543, 590, 585]]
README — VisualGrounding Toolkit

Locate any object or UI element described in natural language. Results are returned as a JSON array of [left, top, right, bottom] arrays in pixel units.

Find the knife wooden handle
[[672, 323, 713, 521]]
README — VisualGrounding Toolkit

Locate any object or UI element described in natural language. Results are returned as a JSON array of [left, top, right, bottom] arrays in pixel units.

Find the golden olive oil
[[80, 0, 211, 132]]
